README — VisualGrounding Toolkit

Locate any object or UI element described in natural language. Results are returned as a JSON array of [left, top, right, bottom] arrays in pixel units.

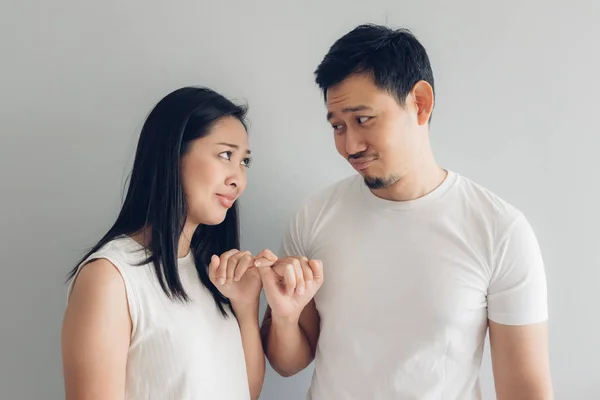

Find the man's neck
[[371, 161, 447, 202]]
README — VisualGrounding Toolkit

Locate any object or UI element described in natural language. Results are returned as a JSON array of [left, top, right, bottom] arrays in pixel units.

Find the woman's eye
[[219, 151, 232, 160], [242, 157, 252, 168]]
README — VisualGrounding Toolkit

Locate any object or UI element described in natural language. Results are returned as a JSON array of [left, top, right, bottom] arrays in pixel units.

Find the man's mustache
[[348, 151, 378, 162]]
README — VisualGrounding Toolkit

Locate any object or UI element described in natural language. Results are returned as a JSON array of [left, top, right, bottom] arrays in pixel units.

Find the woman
[[62, 87, 275, 399]]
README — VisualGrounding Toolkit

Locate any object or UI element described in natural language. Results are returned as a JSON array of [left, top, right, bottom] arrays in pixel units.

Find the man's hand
[[257, 256, 323, 320]]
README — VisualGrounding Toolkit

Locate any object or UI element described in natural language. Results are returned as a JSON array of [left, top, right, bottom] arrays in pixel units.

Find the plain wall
[[1, 0, 598, 398]]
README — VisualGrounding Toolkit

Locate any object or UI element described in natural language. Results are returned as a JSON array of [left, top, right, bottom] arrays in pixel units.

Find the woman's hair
[[68, 86, 248, 317]]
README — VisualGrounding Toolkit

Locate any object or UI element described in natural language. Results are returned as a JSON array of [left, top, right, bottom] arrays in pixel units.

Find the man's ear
[[411, 80, 434, 125]]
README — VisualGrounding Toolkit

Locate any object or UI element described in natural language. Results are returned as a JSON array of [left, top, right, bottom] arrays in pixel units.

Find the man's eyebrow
[[326, 105, 373, 121], [217, 142, 251, 154]]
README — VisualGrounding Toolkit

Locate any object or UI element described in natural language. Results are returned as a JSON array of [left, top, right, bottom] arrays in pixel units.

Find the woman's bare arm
[[62, 259, 131, 400]]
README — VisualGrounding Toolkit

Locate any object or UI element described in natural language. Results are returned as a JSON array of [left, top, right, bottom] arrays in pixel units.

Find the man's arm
[[489, 320, 553, 400], [258, 256, 323, 377], [260, 299, 320, 377], [260, 197, 324, 376], [487, 213, 553, 399]]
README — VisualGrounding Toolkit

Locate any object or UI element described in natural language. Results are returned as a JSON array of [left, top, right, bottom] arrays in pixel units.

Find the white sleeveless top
[[68, 236, 250, 400]]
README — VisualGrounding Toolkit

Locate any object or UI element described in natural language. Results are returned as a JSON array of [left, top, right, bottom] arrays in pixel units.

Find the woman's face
[[181, 116, 251, 226]]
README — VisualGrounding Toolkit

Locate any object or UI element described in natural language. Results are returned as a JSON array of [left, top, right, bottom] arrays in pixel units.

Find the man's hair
[[315, 24, 435, 107]]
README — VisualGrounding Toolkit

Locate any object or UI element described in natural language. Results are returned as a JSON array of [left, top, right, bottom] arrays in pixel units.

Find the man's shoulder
[[300, 174, 361, 210], [454, 172, 524, 229], [289, 174, 361, 230]]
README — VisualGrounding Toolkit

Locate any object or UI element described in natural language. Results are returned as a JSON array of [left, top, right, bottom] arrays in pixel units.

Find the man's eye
[[357, 116, 371, 124]]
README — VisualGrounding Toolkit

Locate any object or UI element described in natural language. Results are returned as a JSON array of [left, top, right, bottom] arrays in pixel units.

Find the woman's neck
[[130, 222, 197, 259]]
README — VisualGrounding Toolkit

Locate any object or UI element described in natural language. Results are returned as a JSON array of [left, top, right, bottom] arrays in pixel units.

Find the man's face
[[326, 74, 424, 189]]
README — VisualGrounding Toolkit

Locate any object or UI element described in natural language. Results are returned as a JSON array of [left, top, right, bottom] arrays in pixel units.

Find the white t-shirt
[[281, 170, 548, 400], [68, 236, 250, 400]]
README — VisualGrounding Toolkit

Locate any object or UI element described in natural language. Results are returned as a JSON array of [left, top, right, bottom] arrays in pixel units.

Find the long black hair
[[68, 87, 248, 317]]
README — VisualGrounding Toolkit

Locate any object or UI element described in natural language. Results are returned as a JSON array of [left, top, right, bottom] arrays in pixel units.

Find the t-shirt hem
[[487, 312, 548, 326]]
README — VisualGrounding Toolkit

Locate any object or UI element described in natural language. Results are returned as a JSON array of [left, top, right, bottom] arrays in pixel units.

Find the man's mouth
[[350, 158, 375, 171]]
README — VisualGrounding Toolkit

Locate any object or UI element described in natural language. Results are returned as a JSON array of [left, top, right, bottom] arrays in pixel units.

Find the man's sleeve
[[487, 213, 549, 325], [278, 204, 309, 259]]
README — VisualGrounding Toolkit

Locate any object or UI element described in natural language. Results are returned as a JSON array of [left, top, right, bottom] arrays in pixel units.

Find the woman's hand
[[209, 249, 278, 308]]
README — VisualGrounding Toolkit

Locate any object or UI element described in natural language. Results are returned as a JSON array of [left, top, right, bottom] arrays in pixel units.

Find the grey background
[[1, 0, 598, 398]]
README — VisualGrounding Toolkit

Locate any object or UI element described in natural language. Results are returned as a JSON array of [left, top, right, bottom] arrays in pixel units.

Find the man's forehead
[[326, 87, 380, 117], [327, 80, 383, 106], [327, 87, 372, 107]]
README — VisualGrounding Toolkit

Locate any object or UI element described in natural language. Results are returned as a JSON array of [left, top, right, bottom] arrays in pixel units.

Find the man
[[258, 24, 553, 399]]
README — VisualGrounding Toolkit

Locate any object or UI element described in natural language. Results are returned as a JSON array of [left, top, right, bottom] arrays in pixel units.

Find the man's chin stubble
[[363, 175, 400, 190]]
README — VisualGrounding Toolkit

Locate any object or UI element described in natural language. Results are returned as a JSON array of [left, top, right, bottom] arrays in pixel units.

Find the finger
[[208, 254, 220, 283], [254, 256, 277, 268], [257, 262, 278, 285], [254, 249, 278, 266], [292, 258, 305, 295], [300, 258, 314, 290], [283, 263, 297, 296], [309, 259, 323, 285], [217, 249, 239, 286], [234, 252, 255, 281], [226, 251, 248, 285]]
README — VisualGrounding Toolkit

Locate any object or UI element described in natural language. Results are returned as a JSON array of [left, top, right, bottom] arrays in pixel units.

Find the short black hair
[[315, 24, 435, 106]]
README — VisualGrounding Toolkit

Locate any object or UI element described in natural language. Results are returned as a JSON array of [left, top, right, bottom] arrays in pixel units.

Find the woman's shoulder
[[95, 236, 148, 263], [68, 236, 149, 300], [69, 257, 129, 303], [67, 236, 145, 331]]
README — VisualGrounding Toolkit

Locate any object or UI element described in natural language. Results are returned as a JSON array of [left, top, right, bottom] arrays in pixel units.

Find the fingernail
[[306, 280, 313, 289], [254, 259, 262, 267], [218, 278, 225, 285], [297, 285, 305, 295]]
